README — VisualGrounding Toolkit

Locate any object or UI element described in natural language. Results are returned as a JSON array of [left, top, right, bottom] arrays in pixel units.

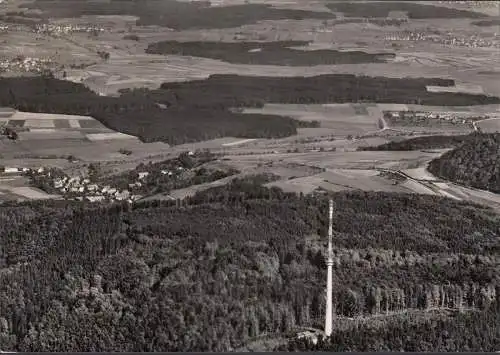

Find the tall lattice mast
[[324, 199, 334, 337]]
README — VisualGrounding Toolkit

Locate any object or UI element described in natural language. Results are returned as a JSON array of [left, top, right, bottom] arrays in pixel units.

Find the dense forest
[[326, 1, 488, 19], [0, 177, 498, 351], [280, 304, 500, 351], [360, 134, 476, 151], [1, 76, 498, 144], [428, 133, 500, 193], [145, 41, 395, 66], [23, 0, 335, 30], [0, 76, 307, 145], [156, 75, 498, 108]]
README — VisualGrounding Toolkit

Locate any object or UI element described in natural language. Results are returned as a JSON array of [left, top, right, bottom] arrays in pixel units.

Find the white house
[[138, 172, 149, 180], [115, 190, 131, 201], [3, 167, 19, 174], [87, 195, 105, 202]]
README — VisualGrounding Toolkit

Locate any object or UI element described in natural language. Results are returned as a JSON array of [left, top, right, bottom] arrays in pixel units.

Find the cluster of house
[[384, 110, 488, 125], [34, 24, 106, 36], [385, 31, 499, 49], [438, 0, 499, 7], [17, 167, 142, 203], [52, 174, 144, 203], [0, 24, 8, 31], [0, 56, 53, 74]]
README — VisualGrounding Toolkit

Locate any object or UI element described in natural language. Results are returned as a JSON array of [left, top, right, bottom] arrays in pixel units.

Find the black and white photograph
[[0, 0, 499, 352]]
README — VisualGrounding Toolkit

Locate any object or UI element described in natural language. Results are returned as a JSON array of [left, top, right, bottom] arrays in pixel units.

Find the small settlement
[[385, 30, 499, 49]]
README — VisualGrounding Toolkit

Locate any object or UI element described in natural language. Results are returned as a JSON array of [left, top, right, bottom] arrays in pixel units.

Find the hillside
[[1, 76, 498, 145], [0, 178, 499, 351], [428, 133, 500, 193]]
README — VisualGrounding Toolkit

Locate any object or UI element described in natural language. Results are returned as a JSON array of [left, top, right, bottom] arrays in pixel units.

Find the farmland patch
[[476, 118, 500, 133]]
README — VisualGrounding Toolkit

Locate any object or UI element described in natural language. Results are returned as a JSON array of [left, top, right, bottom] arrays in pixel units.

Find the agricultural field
[[476, 118, 500, 133], [0, 174, 61, 201], [0, 0, 498, 203], [242, 103, 381, 136], [0, 109, 175, 177], [1, 1, 500, 351]]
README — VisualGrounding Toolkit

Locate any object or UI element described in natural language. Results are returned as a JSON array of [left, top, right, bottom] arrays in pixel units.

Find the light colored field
[[222, 139, 257, 147], [439, 182, 500, 210], [10, 111, 95, 121], [437, 189, 462, 201], [86, 132, 139, 141], [68, 119, 82, 128], [426, 84, 484, 94], [24, 119, 56, 128], [266, 169, 413, 194], [434, 182, 450, 189], [400, 179, 438, 195], [266, 175, 329, 194], [8, 187, 60, 200], [19, 131, 86, 140], [242, 103, 379, 135], [376, 104, 409, 111], [476, 118, 500, 132], [167, 174, 242, 200], [225, 150, 442, 170], [402, 167, 441, 181]]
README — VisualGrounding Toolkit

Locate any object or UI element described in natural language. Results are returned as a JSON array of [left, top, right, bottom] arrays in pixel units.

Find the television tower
[[324, 199, 334, 337]]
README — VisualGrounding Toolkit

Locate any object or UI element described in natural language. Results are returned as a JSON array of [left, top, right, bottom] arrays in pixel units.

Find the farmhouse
[[115, 190, 131, 201], [86, 196, 105, 203], [54, 179, 64, 189], [3, 167, 20, 174], [138, 172, 149, 180]]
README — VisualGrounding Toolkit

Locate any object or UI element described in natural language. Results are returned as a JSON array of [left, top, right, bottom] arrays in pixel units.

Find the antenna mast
[[324, 199, 334, 337]]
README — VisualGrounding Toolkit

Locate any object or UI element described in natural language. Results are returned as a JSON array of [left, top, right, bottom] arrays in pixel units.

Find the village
[[385, 30, 499, 48], [382, 109, 491, 129], [0, 165, 143, 203], [33, 23, 106, 36], [0, 150, 214, 203], [0, 55, 54, 74]]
